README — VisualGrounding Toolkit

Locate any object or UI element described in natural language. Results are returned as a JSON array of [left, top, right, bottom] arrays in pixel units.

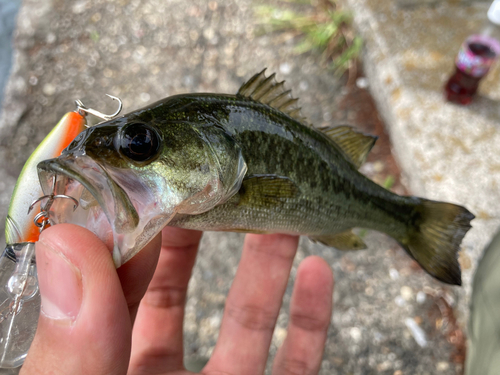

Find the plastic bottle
[[444, 0, 500, 105]]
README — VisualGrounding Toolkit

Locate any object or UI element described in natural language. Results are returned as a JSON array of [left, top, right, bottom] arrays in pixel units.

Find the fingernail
[[37, 240, 83, 322]]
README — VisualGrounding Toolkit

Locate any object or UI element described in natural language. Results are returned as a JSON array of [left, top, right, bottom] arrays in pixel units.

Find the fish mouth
[[37, 155, 170, 266]]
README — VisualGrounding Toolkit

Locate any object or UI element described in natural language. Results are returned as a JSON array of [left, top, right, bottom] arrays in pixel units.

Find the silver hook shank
[[75, 94, 123, 125]]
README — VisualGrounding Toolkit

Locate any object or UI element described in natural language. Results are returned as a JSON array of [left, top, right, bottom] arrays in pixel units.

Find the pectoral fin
[[319, 125, 377, 168], [239, 174, 299, 207], [310, 230, 367, 250]]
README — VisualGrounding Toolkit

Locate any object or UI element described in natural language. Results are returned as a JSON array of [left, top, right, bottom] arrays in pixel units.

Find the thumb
[[21, 224, 131, 374]]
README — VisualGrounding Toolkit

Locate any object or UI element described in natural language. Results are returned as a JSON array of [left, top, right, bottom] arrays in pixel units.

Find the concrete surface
[[0, 0, 493, 374], [344, 0, 500, 322]]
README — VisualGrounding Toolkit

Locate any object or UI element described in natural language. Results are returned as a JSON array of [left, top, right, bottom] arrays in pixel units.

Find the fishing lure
[[0, 96, 121, 368]]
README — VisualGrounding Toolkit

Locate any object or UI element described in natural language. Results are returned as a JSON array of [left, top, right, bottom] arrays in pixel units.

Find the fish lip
[[37, 153, 177, 267], [37, 154, 139, 237]]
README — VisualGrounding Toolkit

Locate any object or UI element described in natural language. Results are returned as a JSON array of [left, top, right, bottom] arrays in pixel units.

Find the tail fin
[[400, 199, 474, 285]]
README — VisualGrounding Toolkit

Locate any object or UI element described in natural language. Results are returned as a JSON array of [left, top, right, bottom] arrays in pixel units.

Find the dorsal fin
[[237, 69, 309, 125], [319, 125, 378, 168]]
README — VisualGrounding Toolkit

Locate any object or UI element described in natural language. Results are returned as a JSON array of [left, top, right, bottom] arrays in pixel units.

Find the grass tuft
[[255, 0, 362, 79]]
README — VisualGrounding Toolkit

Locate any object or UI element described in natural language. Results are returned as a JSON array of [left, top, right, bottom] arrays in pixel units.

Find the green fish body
[[37, 70, 474, 284]]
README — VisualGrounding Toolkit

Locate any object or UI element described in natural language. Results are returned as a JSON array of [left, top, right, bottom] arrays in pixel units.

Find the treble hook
[[28, 175, 79, 232], [27, 194, 79, 215], [75, 94, 123, 125]]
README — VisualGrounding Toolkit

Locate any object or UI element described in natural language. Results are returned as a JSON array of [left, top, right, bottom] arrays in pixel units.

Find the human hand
[[21, 224, 334, 374]]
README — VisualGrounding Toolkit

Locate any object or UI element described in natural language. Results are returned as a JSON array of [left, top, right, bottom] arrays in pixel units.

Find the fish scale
[[166, 96, 408, 234]]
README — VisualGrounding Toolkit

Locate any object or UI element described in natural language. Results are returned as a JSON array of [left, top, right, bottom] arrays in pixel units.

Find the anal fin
[[310, 230, 367, 251]]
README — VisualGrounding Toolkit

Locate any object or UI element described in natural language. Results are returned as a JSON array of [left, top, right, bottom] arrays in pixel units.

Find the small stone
[[279, 62, 292, 75], [359, 162, 375, 175], [416, 291, 426, 304], [377, 361, 391, 371], [46, 32, 56, 44], [350, 327, 362, 342], [394, 296, 406, 307], [389, 268, 399, 280], [443, 292, 455, 307], [405, 318, 427, 347], [103, 68, 114, 78], [42, 83, 56, 96], [208, 314, 221, 328], [332, 357, 344, 365], [91, 12, 102, 22], [203, 28, 215, 41], [140, 92, 151, 102], [208, 1, 218, 11], [373, 161, 385, 172], [72, 0, 88, 14], [273, 326, 287, 346], [400, 286, 413, 301], [356, 77, 369, 89], [436, 362, 450, 371]]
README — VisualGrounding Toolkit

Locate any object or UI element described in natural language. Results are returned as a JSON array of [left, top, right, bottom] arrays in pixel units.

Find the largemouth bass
[[37, 70, 474, 285]]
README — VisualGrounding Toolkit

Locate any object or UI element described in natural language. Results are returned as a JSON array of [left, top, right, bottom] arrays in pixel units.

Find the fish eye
[[118, 123, 161, 163]]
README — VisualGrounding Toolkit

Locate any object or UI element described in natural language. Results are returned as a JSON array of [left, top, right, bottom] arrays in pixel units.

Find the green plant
[[255, 0, 362, 79], [383, 175, 395, 190]]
